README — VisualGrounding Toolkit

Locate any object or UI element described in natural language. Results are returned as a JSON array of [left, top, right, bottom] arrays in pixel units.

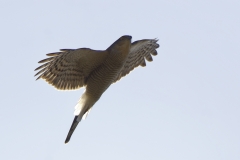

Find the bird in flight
[[35, 35, 159, 143]]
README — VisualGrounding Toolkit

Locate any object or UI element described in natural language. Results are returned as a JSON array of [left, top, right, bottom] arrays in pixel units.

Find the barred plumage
[[34, 35, 160, 143]]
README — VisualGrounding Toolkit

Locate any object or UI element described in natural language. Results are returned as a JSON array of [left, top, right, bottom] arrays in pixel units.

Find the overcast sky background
[[0, 0, 239, 160]]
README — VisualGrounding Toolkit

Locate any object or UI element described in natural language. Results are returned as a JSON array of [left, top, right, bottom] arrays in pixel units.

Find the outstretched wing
[[113, 39, 159, 82], [35, 48, 108, 90]]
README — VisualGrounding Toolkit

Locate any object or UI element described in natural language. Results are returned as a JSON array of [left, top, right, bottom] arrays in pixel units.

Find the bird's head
[[107, 35, 132, 55]]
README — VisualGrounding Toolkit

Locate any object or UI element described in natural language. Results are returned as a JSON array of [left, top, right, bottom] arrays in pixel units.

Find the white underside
[[74, 92, 93, 120]]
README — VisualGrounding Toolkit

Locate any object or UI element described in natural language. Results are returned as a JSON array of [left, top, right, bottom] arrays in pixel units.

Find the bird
[[34, 35, 159, 143]]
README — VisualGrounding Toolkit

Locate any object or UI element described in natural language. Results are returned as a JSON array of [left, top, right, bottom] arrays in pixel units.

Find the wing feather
[[113, 39, 159, 82], [35, 48, 108, 90]]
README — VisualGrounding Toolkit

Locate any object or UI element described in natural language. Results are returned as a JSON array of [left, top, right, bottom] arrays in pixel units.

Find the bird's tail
[[65, 92, 95, 144], [65, 116, 81, 144]]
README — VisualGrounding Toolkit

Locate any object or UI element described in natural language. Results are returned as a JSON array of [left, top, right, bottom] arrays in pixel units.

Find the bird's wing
[[113, 39, 159, 82], [35, 48, 108, 90]]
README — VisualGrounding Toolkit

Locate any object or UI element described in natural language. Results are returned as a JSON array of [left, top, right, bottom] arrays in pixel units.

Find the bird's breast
[[85, 55, 126, 100]]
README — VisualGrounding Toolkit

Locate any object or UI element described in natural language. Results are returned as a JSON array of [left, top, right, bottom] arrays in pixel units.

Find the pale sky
[[0, 0, 240, 160]]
